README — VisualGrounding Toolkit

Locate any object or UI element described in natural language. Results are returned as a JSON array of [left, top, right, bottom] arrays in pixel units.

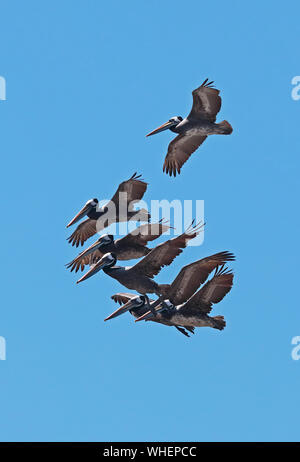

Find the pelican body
[[146, 300, 226, 330], [76, 222, 205, 299], [100, 261, 162, 295], [66, 221, 171, 273], [66, 173, 150, 247], [146, 79, 233, 176], [106, 294, 195, 337], [106, 265, 234, 337]]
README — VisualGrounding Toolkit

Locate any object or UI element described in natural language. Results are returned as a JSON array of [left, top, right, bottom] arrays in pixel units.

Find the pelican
[[106, 293, 198, 334], [105, 265, 234, 337], [66, 173, 150, 247], [76, 223, 207, 306], [146, 79, 233, 176], [65, 220, 172, 273]]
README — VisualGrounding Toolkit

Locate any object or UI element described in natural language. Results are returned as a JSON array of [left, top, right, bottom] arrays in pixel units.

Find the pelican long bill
[[134, 308, 157, 322], [66, 203, 93, 228], [76, 259, 106, 284], [76, 239, 103, 260], [104, 300, 136, 321], [146, 120, 176, 137]]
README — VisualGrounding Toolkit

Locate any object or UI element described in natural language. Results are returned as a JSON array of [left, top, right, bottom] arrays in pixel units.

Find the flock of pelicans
[[65, 79, 235, 338]]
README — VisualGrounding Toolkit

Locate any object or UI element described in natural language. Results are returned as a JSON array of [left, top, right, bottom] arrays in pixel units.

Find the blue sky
[[0, 0, 300, 442]]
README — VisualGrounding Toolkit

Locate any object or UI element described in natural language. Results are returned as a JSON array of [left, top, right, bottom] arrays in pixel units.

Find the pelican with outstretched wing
[[105, 251, 235, 336], [65, 220, 172, 273], [105, 265, 234, 337], [76, 223, 205, 305], [146, 79, 233, 176], [66, 173, 150, 247]]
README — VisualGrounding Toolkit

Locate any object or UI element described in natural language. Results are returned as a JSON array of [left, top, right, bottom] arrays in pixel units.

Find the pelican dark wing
[[163, 133, 207, 177], [167, 251, 235, 306], [110, 293, 155, 308], [179, 266, 234, 315], [110, 172, 148, 212], [67, 220, 170, 273], [65, 245, 103, 272], [131, 221, 203, 278], [111, 293, 140, 305], [67, 218, 97, 248], [188, 79, 221, 122], [116, 219, 171, 248]]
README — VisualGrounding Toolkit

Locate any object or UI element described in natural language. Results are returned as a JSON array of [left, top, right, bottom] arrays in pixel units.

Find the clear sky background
[[0, 0, 299, 442]]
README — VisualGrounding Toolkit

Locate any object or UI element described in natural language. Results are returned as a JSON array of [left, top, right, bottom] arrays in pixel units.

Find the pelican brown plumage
[[66, 173, 150, 247], [101, 250, 235, 321], [76, 223, 206, 302], [105, 265, 234, 337], [146, 79, 233, 176], [65, 220, 172, 273]]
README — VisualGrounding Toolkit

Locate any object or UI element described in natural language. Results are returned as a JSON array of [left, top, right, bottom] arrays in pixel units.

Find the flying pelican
[[146, 79, 233, 176], [66, 173, 150, 247], [105, 265, 234, 337], [65, 220, 172, 273], [106, 293, 197, 335], [76, 223, 207, 307]]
